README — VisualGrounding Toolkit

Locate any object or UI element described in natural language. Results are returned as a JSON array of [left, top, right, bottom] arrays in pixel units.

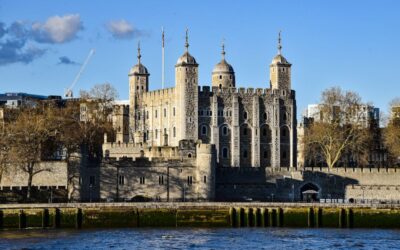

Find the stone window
[[188, 153, 192, 158], [139, 177, 145, 184], [89, 176, 95, 186], [283, 113, 287, 121], [244, 111, 248, 120], [105, 150, 110, 158], [146, 111, 149, 119], [263, 151, 268, 159], [137, 86, 139, 90], [222, 126, 228, 136], [243, 127, 248, 136], [219, 84, 222, 89], [159, 176, 164, 185], [203, 176, 207, 183], [164, 128, 167, 135], [155, 129, 158, 139], [263, 112, 267, 120], [243, 149, 248, 159], [187, 176, 193, 186], [173, 107, 176, 116], [200, 110, 204, 116], [155, 110, 158, 118], [173, 127, 176, 137], [219, 75, 222, 79], [201, 125, 207, 135], [118, 175, 125, 185], [164, 108, 167, 117], [210, 110, 212, 116], [222, 147, 228, 159]]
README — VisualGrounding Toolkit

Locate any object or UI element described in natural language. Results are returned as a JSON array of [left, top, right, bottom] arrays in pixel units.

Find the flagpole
[[162, 27, 165, 89]]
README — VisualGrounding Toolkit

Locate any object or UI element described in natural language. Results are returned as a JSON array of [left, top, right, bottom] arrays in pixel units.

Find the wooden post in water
[[18, 209, 26, 229], [308, 208, 315, 228], [42, 208, 49, 228]]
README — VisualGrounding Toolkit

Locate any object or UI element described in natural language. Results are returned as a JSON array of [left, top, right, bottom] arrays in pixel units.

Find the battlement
[[142, 87, 176, 101], [205, 85, 274, 96]]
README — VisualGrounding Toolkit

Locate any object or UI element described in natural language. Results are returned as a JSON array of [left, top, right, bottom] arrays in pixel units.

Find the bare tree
[[7, 107, 54, 199], [384, 98, 400, 163], [303, 87, 372, 168]]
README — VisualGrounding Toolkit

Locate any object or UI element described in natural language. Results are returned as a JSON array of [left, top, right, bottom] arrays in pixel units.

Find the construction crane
[[64, 49, 96, 98]]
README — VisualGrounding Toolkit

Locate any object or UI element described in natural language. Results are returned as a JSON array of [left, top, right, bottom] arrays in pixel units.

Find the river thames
[[0, 228, 399, 249]]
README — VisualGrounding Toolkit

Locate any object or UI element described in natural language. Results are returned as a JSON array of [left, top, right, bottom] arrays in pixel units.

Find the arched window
[[222, 147, 228, 159], [173, 127, 176, 137], [219, 84, 222, 89], [146, 111, 149, 119], [263, 128, 267, 136], [219, 75, 222, 79], [244, 111, 248, 120], [164, 128, 167, 135], [243, 127, 248, 136], [263, 112, 267, 120], [173, 107, 176, 116], [164, 108, 166, 117], [222, 126, 228, 136], [201, 125, 207, 135], [155, 110, 158, 118], [155, 129, 158, 139], [283, 113, 287, 121]]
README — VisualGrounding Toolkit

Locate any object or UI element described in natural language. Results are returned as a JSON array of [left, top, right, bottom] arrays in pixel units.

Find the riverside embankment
[[1, 202, 400, 229]]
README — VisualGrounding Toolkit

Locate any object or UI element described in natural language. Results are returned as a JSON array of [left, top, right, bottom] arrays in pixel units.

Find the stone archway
[[300, 183, 320, 202]]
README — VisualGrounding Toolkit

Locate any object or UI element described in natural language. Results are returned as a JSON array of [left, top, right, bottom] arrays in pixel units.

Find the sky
[[1, 0, 399, 116]]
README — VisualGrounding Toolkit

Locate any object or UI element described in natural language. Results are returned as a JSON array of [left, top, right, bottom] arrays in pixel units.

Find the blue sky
[[1, 0, 399, 115]]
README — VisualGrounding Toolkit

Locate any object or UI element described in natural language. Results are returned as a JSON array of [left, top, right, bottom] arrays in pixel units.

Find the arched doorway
[[300, 183, 320, 202]]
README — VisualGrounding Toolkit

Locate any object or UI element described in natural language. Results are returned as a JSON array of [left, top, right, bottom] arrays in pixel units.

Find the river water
[[0, 228, 399, 249]]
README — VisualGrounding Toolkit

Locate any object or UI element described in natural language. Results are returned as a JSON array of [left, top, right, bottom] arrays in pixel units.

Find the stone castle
[[101, 31, 296, 201]]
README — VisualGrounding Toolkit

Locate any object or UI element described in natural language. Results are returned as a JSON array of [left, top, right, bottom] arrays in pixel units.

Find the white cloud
[[106, 20, 143, 39], [32, 14, 83, 43]]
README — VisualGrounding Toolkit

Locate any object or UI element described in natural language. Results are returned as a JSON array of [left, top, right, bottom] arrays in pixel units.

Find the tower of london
[[102, 31, 297, 201]]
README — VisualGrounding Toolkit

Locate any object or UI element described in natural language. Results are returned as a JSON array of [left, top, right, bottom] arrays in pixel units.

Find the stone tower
[[212, 42, 235, 89], [128, 42, 149, 142], [270, 32, 292, 91], [175, 29, 199, 142]]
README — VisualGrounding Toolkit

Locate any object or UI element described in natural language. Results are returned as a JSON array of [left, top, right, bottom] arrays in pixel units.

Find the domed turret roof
[[129, 42, 149, 76], [212, 42, 234, 73], [129, 63, 149, 75], [271, 54, 290, 65], [271, 31, 291, 66], [213, 59, 234, 73], [175, 29, 198, 67], [176, 51, 197, 65]]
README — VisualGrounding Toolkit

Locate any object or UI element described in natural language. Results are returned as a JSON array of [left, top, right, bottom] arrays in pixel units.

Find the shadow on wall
[[215, 168, 359, 202], [99, 157, 195, 202]]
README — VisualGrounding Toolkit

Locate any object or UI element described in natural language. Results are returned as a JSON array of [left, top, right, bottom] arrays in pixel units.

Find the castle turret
[[270, 32, 292, 91], [212, 41, 235, 89], [175, 29, 199, 142], [129, 42, 149, 142], [196, 143, 216, 200]]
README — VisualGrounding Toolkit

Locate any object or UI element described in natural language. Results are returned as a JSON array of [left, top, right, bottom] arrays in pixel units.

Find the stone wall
[[0, 161, 67, 188]]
